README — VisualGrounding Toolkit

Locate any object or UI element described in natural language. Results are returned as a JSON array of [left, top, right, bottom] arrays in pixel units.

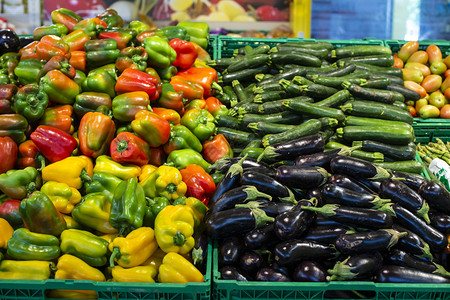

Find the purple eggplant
[[328, 252, 383, 280], [209, 185, 272, 214], [295, 148, 341, 170], [239, 251, 265, 278], [393, 224, 433, 261], [245, 166, 276, 178], [321, 183, 391, 209], [356, 177, 381, 193], [220, 266, 249, 281], [274, 199, 316, 240], [306, 188, 322, 203], [419, 180, 450, 215], [209, 157, 269, 173], [327, 174, 374, 194], [376, 265, 450, 283], [275, 166, 329, 190], [192, 232, 208, 273], [244, 223, 281, 250], [219, 236, 245, 267], [241, 171, 296, 203], [255, 267, 291, 282], [388, 249, 450, 277], [392, 171, 426, 191], [292, 261, 328, 282], [330, 156, 391, 181], [303, 225, 355, 245], [238, 200, 295, 217], [335, 229, 407, 254], [429, 212, 450, 235], [274, 240, 338, 266], [314, 214, 343, 227]]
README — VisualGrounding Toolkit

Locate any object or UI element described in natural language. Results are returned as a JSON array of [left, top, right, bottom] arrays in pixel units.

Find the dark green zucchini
[[315, 90, 352, 107], [340, 100, 414, 124], [343, 82, 404, 104], [270, 51, 322, 67], [262, 119, 322, 147], [336, 126, 414, 146], [283, 99, 346, 122], [332, 45, 392, 59], [355, 140, 416, 161]]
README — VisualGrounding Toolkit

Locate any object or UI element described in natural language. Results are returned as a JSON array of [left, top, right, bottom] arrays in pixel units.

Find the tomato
[[404, 62, 430, 77], [429, 90, 446, 109], [444, 55, 450, 68], [407, 50, 428, 64], [407, 105, 416, 117], [419, 104, 440, 119], [426, 45, 443, 65], [405, 80, 427, 98], [430, 61, 447, 75], [441, 76, 450, 93], [393, 54, 403, 69], [402, 68, 423, 83], [398, 41, 419, 62], [421, 74, 443, 93], [444, 87, 450, 100], [415, 97, 428, 113], [444, 69, 450, 78], [440, 104, 450, 119]]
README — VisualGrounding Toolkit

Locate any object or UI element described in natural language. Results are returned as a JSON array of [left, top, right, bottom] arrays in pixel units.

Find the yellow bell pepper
[[111, 265, 157, 283], [109, 227, 158, 268], [0, 260, 52, 280], [42, 156, 93, 189], [99, 233, 117, 244], [138, 164, 158, 182], [0, 218, 14, 248], [142, 247, 166, 274], [140, 165, 187, 200], [46, 290, 98, 299], [62, 214, 83, 229], [40, 181, 82, 214], [93, 155, 141, 180], [55, 254, 106, 281], [154, 205, 195, 255], [158, 252, 204, 283]]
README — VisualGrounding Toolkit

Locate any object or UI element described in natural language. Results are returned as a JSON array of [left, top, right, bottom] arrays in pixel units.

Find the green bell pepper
[[161, 26, 190, 41], [97, 8, 124, 28], [84, 172, 123, 202], [91, 64, 118, 80], [165, 149, 211, 172], [73, 69, 86, 86], [0, 52, 20, 75], [177, 21, 209, 49], [60, 229, 109, 267], [33, 24, 69, 40], [81, 69, 116, 98], [128, 20, 151, 34], [112, 91, 151, 122], [14, 59, 45, 85], [180, 108, 216, 142], [143, 197, 170, 228], [7, 228, 60, 261], [155, 65, 178, 83], [143, 36, 177, 69], [0, 167, 40, 200], [85, 39, 120, 68], [12, 84, 49, 123], [73, 92, 112, 118], [163, 125, 203, 153]]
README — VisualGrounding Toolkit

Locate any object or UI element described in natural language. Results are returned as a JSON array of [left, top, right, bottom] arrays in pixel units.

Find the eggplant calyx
[[432, 262, 450, 278], [383, 229, 408, 250], [243, 186, 272, 201], [316, 167, 331, 185], [328, 256, 357, 281], [378, 203, 396, 216], [417, 201, 431, 224], [257, 146, 276, 162], [236, 201, 262, 209], [417, 243, 434, 261], [369, 196, 391, 210], [337, 145, 361, 156], [208, 157, 228, 172], [192, 247, 204, 265], [369, 165, 391, 181], [278, 188, 297, 204], [301, 204, 338, 218], [250, 207, 275, 228], [227, 154, 247, 178]]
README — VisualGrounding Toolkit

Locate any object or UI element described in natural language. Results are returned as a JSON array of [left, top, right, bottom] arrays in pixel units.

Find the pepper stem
[[165, 183, 178, 194], [173, 231, 186, 247], [109, 247, 120, 268], [35, 154, 46, 171], [116, 140, 128, 153], [80, 169, 92, 183]]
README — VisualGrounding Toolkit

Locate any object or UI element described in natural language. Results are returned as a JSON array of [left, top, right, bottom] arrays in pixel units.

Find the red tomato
[[440, 104, 450, 119], [256, 5, 288, 21], [407, 105, 416, 117]]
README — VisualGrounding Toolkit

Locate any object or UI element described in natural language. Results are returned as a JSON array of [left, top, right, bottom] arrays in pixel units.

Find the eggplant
[[258, 134, 325, 162], [209, 186, 272, 214], [327, 174, 374, 194], [239, 251, 265, 278], [255, 268, 291, 282], [379, 179, 430, 223], [241, 171, 296, 203], [274, 199, 316, 240], [419, 180, 450, 214], [356, 177, 381, 193], [391, 203, 446, 253], [292, 261, 328, 282], [388, 249, 450, 278], [328, 252, 383, 280], [275, 166, 329, 190], [330, 156, 391, 181], [270, 160, 295, 168], [392, 170, 426, 191], [209, 157, 269, 173], [314, 214, 343, 227], [429, 212, 450, 235], [0, 29, 20, 55], [19, 36, 34, 49], [205, 207, 274, 240], [376, 265, 450, 283], [244, 223, 281, 250], [302, 204, 393, 230], [335, 229, 407, 254], [245, 166, 276, 178], [306, 188, 322, 204], [392, 224, 434, 261], [321, 183, 390, 209], [274, 240, 338, 266], [219, 236, 245, 267], [295, 148, 341, 170], [237, 199, 295, 217], [192, 232, 208, 272], [220, 266, 249, 281], [303, 225, 354, 245]]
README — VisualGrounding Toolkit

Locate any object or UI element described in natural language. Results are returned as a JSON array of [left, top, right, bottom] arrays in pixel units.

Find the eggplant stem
[[226, 154, 247, 178], [301, 204, 338, 217], [369, 165, 391, 181], [383, 229, 408, 250], [378, 203, 396, 216], [250, 207, 274, 228], [243, 186, 272, 201], [432, 262, 450, 278], [257, 146, 277, 162], [235, 201, 262, 209], [279, 188, 297, 204], [327, 256, 357, 281], [417, 201, 431, 224]]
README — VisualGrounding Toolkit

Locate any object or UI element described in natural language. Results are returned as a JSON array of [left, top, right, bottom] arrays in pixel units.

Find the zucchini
[[336, 55, 394, 67], [353, 63, 403, 77], [258, 96, 313, 114], [216, 127, 259, 148], [253, 91, 287, 103], [240, 147, 264, 159], [262, 119, 322, 147], [393, 100, 408, 111], [341, 100, 415, 124], [343, 81, 404, 104], [332, 45, 392, 59], [227, 54, 271, 73], [315, 63, 356, 77], [240, 111, 303, 126], [283, 99, 346, 122], [301, 84, 339, 99], [283, 41, 334, 51], [386, 84, 421, 101], [223, 85, 239, 107], [246, 44, 271, 56], [245, 83, 257, 94], [215, 115, 242, 130], [336, 126, 414, 146], [344, 116, 413, 131], [248, 122, 296, 136], [325, 141, 384, 163], [274, 45, 329, 59], [256, 67, 307, 87], [220, 65, 270, 83], [314, 77, 367, 88], [355, 140, 417, 161], [232, 80, 251, 103], [216, 92, 232, 108], [370, 74, 404, 86], [375, 161, 424, 174], [315, 90, 352, 107], [270, 51, 322, 67], [236, 102, 261, 115], [317, 117, 339, 129], [253, 82, 283, 94], [207, 57, 235, 70], [255, 73, 273, 82], [284, 64, 337, 74], [363, 78, 391, 89]]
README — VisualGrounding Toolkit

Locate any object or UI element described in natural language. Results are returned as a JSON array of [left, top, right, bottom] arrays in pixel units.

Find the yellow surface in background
[[290, 0, 311, 38]]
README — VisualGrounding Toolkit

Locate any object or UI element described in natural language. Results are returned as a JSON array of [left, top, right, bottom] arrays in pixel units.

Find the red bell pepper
[[73, 18, 107, 38], [99, 28, 136, 50], [0, 136, 17, 174], [110, 131, 150, 166], [18, 41, 39, 60], [17, 140, 45, 170], [35, 35, 70, 61], [0, 199, 23, 229], [205, 96, 229, 118], [30, 125, 77, 163], [37, 55, 76, 81], [78, 112, 116, 158], [176, 67, 222, 98], [202, 134, 233, 163], [39, 105, 74, 134], [115, 68, 161, 101], [170, 75, 204, 101], [169, 38, 198, 70], [148, 147, 166, 166], [180, 164, 216, 205], [69, 51, 86, 72], [51, 8, 83, 32], [152, 107, 181, 125], [63, 29, 91, 52]]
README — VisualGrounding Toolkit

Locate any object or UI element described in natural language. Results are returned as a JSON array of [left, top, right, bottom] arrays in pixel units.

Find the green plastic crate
[[208, 35, 218, 60], [0, 242, 212, 300], [412, 118, 450, 143], [384, 39, 450, 57]]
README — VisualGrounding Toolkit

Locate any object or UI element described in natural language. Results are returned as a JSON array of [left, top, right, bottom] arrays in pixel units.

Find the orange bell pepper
[[17, 140, 45, 170], [63, 29, 91, 52], [170, 75, 204, 101], [176, 67, 222, 98], [115, 68, 162, 101], [69, 51, 86, 72], [152, 107, 181, 125], [35, 35, 70, 61], [78, 112, 116, 158], [202, 134, 233, 164], [39, 105, 74, 134], [19, 41, 39, 60]]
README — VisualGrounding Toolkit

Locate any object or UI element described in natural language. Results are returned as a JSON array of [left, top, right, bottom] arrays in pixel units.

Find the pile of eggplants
[[205, 134, 450, 284]]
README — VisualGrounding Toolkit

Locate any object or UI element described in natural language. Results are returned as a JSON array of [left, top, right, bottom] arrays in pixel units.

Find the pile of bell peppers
[[0, 7, 233, 286]]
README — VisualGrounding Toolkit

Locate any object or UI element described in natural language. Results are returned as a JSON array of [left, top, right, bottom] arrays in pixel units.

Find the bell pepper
[[39, 105, 74, 134], [99, 28, 136, 49], [128, 20, 150, 34], [177, 67, 222, 98], [192, 41, 211, 64], [63, 29, 91, 52], [180, 164, 216, 205], [0, 260, 52, 280], [166, 148, 211, 172], [55, 254, 106, 281], [156, 83, 185, 115], [85, 39, 120, 68], [140, 165, 187, 200], [33, 23, 69, 41], [159, 252, 204, 283], [0, 114, 28, 144], [30, 125, 77, 163], [97, 8, 124, 28], [0, 84, 17, 114], [143, 248, 166, 271], [14, 59, 45, 85], [99, 233, 117, 244], [110, 177, 147, 234], [116, 46, 148, 72], [154, 204, 195, 254], [18, 41, 39, 60], [185, 99, 206, 111], [62, 214, 82, 230], [162, 26, 190, 41], [40, 181, 82, 214], [93, 63, 119, 79], [144, 36, 177, 69], [177, 21, 209, 49], [74, 92, 112, 119], [109, 227, 158, 268], [202, 133, 233, 164], [73, 18, 107, 39], [163, 125, 202, 155], [131, 110, 171, 148], [139, 164, 157, 182], [12, 84, 48, 123], [170, 75, 204, 101], [69, 50, 86, 72], [172, 196, 207, 231], [110, 132, 150, 166], [112, 91, 150, 122], [111, 265, 157, 283], [37, 55, 76, 81], [154, 65, 176, 83], [72, 192, 117, 234], [116, 123, 134, 135], [0, 136, 16, 174], [180, 108, 216, 142], [149, 147, 167, 166], [115, 68, 161, 101], [0, 52, 20, 74], [17, 140, 44, 170], [169, 39, 198, 70], [78, 112, 116, 158], [205, 96, 228, 118], [51, 8, 82, 31], [6, 228, 60, 260], [39, 69, 80, 105], [60, 229, 109, 267], [145, 67, 161, 82], [84, 171, 123, 202], [19, 191, 66, 236], [0, 167, 40, 200], [153, 107, 180, 125], [82, 69, 116, 98], [35, 35, 70, 61], [93, 155, 141, 180], [42, 155, 93, 189], [136, 29, 167, 44], [143, 197, 170, 228], [0, 200, 22, 229], [0, 218, 13, 248]]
